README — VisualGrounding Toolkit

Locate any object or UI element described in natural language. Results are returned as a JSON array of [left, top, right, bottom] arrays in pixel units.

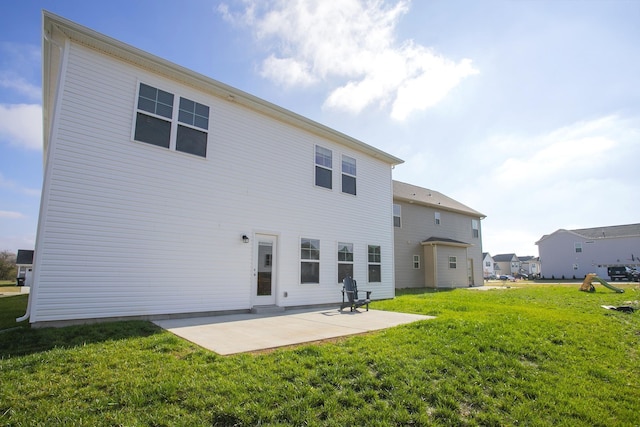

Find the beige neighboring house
[[492, 254, 520, 277], [393, 181, 485, 288]]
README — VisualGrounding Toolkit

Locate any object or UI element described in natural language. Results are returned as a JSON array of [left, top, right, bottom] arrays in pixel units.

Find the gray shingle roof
[[393, 181, 485, 218], [492, 253, 518, 262], [570, 223, 640, 239]]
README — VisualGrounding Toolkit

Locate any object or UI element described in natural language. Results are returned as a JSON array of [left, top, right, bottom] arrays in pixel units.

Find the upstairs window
[[177, 98, 209, 157], [575, 242, 582, 253], [315, 145, 332, 189], [135, 83, 174, 148], [393, 204, 401, 227], [341, 155, 357, 195], [435, 212, 441, 225], [134, 83, 209, 158], [472, 219, 479, 238]]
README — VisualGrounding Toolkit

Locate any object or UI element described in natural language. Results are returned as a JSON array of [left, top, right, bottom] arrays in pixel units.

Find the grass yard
[[1, 284, 639, 426]]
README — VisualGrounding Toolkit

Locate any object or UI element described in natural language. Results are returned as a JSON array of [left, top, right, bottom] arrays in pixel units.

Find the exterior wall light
[[242, 234, 250, 243]]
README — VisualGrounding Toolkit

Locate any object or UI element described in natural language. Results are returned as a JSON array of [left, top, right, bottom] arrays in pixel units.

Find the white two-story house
[[21, 12, 403, 327]]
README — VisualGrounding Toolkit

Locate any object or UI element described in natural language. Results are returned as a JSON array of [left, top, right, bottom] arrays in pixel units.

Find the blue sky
[[1, 0, 639, 257]]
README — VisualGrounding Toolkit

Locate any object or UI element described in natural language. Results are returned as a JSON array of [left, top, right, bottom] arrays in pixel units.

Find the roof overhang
[[421, 238, 472, 248], [42, 11, 404, 167]]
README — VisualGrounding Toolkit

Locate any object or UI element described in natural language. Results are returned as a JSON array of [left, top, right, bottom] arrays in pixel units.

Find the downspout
[[16, 23, 64, 323]]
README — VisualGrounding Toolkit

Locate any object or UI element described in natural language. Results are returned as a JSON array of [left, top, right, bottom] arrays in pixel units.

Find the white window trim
[[337, 242, 354, 283], [341, 155, 357, 196], [413, 255, 420, 269], [132, 81, 210, 158], [300, 238, 320, 284], [393, 204, 401, 228], [449, 256, 457, 269], [314, 145, 333, 190]]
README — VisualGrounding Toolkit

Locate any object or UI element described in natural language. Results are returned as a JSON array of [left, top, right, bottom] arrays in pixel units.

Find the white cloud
[[0, 75, 41, 100], [218, 0, 478, 120], [0, 104, 42, 150], [0, 42, 41, 100], [0, 172, 41, 197], [0, 211, 25, 219], [452, 115, 640, 256], [487, 115, 633, 190]]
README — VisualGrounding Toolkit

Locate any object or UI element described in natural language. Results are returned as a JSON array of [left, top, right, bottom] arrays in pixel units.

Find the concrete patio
[[153, 307, 434, 355]]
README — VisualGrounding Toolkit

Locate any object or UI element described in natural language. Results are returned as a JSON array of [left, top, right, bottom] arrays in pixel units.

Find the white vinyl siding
[[32, 40, 397, 323]]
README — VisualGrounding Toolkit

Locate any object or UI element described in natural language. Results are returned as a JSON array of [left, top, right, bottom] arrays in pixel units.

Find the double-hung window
[[315, 145, 332, 189], [413, 255, 421, 269], [341, 155, 356, 195], [301, 238, 320, 284], [393, 204, 401, 227], [435, 212, 441, 225], [368, 245, 381, 283], [449, 256, 457, 269], [134, 83, 210, 158], [472, 219, 479, 238], [337, 242, 354, 283]]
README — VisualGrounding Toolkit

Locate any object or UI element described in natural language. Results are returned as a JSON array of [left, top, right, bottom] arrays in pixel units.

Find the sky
[[1, 0, 639, 258]]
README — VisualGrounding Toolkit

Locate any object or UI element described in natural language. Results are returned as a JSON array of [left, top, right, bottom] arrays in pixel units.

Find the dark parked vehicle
[[626, 267, 640, 282], [608, 266, 627, 281]]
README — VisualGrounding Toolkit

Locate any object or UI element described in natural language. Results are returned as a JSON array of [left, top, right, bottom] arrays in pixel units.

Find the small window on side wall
[[449, 256, 457, 269], [393, 204, 401, 227]]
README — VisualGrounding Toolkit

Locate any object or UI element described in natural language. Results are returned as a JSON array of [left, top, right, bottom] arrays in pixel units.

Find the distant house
[[536, 223, 640, 280], [15, 249, 34, 286], [21, 12, 403, 327], [482, 253, 496, 279], [393, 181, 485, 288], [519, 256, 541, 278], [492, 254, 520, 277]]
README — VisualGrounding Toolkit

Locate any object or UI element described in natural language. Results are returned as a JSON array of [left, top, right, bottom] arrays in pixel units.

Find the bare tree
[[0, 251, 17, 281]]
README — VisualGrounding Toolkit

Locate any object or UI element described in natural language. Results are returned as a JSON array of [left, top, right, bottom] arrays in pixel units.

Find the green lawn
[[1, 284, 639, 426]]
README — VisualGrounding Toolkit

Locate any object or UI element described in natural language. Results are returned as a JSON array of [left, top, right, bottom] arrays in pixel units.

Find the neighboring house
[[22, 12, 403, 326], [492, 254, 520, 277], [519, 256, 541, 278], [393, 181, 485, 288], [482, 253, 496, 279], [536, 223, 640, 280], [15, 249, 34, 286]]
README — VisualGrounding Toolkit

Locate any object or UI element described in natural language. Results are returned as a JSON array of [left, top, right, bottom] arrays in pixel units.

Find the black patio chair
[[340, 276, 371, 312]]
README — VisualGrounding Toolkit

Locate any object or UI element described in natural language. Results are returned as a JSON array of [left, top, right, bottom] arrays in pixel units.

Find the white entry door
[[253, 234, 277, 306]]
